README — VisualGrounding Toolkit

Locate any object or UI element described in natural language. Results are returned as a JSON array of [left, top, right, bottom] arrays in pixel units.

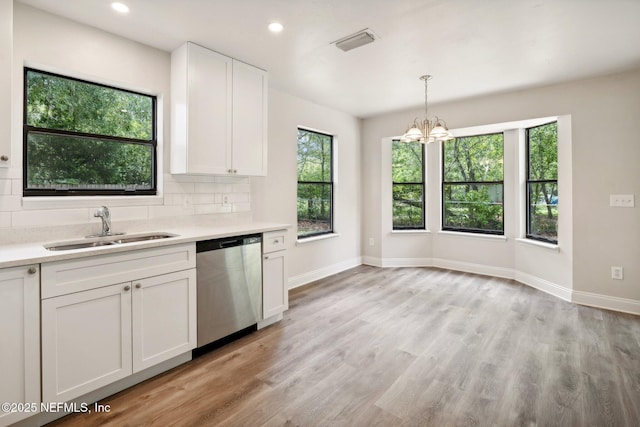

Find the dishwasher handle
[[219, 238, 243, 248], [196, 233, 262, 252]]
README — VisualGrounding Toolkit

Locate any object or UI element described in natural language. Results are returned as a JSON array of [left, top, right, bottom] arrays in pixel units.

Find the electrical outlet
[[610, 194, 635, 208], [222, 195, 229, 207], [368, 237, 374, 246], [611, 266, 624, 280]]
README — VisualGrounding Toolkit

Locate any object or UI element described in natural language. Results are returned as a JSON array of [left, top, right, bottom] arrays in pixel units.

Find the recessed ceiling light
[[111, 2, 130, 13], [268, 22, 284, 33]]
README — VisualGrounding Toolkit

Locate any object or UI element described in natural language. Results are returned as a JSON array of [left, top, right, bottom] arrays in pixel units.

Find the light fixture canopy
[[401, 75, 453, 144]]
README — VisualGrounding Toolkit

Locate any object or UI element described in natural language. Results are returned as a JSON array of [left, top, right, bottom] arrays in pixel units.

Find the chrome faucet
[[94, 206, 112, 236]]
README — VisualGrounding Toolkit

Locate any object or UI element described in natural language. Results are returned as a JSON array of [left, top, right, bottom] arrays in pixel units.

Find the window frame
[[23, 67, 158, 197], [392, 139, 426, 230], [296, 128, 334, 239], [525, 121, 558, 244], [441, 132, 505, 235]]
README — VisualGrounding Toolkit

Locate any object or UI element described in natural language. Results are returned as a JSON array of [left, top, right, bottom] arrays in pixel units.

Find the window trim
[[525, 121, 558, 244], [391, 139, 426, 230], [441, 132, 505, 235], [23, 67, 158, 197], [296, 128, 334, 239]]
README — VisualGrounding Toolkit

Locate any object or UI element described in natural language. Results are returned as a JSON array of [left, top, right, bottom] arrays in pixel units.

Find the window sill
[[437, 230, 507, 241], [390, 229, 431, 235], [296, 233, 341, 245], [21, 195, 164, 210], [516, 238, 559, 252]]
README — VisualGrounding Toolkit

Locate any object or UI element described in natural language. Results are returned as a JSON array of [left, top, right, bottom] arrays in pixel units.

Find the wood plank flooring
[[49, 266, 640, 426]]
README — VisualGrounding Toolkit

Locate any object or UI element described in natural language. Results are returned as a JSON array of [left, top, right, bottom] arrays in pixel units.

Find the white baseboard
[[381, 257, 433, 267], [432, 258, 514, 280], [572, 290, 640, 316], [515, 270, 572, 302], [362, 256, 382, 267], [288, 256, 363, 289]]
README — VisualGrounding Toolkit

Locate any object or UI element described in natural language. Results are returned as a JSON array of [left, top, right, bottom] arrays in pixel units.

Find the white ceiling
[[17, 0, 640, 118]]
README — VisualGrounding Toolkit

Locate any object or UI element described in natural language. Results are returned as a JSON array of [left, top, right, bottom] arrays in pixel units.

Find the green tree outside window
[[392, 140, 425, 229], [297, 129, 333, 238], [526, 122, 558, 243], [443, 133, 504, 234], [24, 68, 156, 196]]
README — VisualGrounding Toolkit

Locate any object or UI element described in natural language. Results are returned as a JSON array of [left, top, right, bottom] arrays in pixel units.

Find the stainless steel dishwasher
[[196, 234, 262, 348]]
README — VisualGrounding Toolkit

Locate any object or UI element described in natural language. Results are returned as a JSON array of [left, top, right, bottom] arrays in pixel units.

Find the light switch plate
[[610, 194, 635, 208]]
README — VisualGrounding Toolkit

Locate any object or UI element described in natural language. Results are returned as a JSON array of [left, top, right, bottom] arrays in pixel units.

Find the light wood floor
[[50, 266, 640, 426]]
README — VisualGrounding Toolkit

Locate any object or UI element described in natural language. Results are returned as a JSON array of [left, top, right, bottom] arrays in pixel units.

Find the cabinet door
[[0, 265, 40, 427], [187, 42, 232, 174], [232, 60, 268, 176], [0, 0, 12, 169], [42, 283, 133, 403], [132, 269, 197, 372], [262, 251, 288, 319]]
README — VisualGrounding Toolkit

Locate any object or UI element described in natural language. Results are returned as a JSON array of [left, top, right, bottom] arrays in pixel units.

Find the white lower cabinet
[[262, 250, 287, 318], [262, 230, 288, 319], [42, 283, 133, 403], [132, 270, 197, 372], [0, 265, 40, 427], [41, 244, 197, 404]]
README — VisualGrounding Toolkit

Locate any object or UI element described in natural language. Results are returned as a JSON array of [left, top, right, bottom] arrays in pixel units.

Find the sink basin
[[45, 233, 177, 251]]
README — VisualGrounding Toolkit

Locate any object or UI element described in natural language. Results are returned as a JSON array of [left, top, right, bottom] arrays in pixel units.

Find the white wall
[[362, 68, 640, 314], [252, 89, 362, 286], [0, 4, 250, 238]]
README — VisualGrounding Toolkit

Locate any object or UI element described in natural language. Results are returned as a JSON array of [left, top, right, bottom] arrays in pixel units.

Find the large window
[[297, 129, 333, 238], [24, 68, 156, 196], [526, 122, 558, 243], [392, 140, 425, 229], [442, 133, 504, 234]]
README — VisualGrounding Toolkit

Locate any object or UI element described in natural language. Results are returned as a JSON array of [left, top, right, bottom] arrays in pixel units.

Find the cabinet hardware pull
[[273, 240, 279, 243], [28, 267, 37, 274], [264, 256, 269, 260], [135, 283, 141, 289], [0, 155, 8, 161], [124, 285, 131, 291]]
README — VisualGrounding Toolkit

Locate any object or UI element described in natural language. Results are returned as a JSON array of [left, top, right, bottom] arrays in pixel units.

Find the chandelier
[[400, 75, 452, 144]]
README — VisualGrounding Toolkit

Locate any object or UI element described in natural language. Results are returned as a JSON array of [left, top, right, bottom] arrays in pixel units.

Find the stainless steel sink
[[45, 233, 177, 251]]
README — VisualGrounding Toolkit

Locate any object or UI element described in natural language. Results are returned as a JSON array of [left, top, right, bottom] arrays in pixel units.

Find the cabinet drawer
[[42, 243, 196, 299], [263, 230, 286, 254]]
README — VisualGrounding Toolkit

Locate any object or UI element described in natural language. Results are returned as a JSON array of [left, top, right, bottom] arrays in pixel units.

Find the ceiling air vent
[[332, 29, 376, 52]]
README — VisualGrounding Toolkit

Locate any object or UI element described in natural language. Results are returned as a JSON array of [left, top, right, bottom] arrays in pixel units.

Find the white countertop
[[0, 221, 290, 269]]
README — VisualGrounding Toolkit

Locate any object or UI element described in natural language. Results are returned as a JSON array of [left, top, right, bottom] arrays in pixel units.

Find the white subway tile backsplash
[[108, 206, 149, 222], [232, 202, 251, 213], [232, 183, 251, 193], [196, 204, 232, 215], [12, 208, 89, 227], [192, 194, 215, 204], [11, 179, 21, 195], [0, 195, 21, 212], [0, 171, 252, 233], [228, 193, 250, 203], [0, 212, 10, 228], [0, 179, 11, 194], [163, 180, 195, 194], [148, 204, 195, 219]]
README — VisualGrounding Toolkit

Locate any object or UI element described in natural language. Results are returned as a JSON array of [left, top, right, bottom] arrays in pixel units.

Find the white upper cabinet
[[171, 42, 267, 176], [0, 0, 12, 168]]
